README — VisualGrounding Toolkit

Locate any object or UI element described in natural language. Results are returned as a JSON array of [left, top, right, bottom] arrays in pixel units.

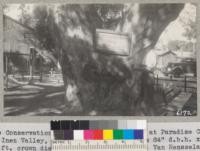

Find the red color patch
[[93, 130, 103, 140]]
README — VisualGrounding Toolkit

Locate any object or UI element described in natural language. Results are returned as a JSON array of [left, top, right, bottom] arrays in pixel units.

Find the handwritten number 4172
[[176, 110, 192, 116]]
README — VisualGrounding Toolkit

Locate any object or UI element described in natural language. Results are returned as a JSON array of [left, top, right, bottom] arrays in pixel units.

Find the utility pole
[[5, 53, 8, 90], [24, 33, 35, 84], [29, 47, 36, 83]]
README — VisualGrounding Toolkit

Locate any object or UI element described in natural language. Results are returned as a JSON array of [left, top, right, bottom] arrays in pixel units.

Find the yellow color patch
[[103, 130, 113, 140]]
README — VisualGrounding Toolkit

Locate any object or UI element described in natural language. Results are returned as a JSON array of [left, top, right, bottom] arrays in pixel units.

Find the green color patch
[[113, 130, 123, 139]]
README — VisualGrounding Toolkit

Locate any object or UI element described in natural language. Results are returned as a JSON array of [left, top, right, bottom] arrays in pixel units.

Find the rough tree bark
[[59, 4, 184, 115]]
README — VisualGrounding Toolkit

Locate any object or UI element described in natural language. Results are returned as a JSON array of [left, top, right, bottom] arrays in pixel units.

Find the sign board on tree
[[95, 29, 131, 56], [24, 33, 34, 39]]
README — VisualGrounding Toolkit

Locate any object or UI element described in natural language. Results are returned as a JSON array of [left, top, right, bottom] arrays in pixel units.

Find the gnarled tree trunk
[[59, 4, 184, 115]]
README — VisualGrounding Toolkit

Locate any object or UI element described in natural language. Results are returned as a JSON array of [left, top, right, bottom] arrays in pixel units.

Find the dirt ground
[[4, 83, 197, 116]]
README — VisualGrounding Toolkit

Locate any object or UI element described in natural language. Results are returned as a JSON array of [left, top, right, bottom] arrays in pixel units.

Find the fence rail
[[154, 75, 197, 93]]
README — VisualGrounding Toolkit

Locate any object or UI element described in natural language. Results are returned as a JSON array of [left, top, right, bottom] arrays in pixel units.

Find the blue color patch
[[123, 130, 134, 139], [134, 130, 143, 139]]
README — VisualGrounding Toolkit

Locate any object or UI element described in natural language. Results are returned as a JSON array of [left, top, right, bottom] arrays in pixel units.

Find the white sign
[[95, 29, 130, 56]]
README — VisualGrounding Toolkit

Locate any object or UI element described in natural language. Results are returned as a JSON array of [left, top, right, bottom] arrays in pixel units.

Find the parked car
[[164, 59, 196, 78]]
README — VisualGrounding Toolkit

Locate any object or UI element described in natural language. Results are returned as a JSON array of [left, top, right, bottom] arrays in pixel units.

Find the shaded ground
[[4, 83, 197, 116], [4, 83, 66, 116], [163, 92, 197, 116], [182, 93, 197, 115]]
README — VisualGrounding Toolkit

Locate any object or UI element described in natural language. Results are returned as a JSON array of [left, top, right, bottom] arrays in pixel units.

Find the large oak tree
[[22, 4, 184, 115]]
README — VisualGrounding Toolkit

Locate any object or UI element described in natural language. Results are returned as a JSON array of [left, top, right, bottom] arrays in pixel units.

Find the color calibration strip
[[51, 120, 146, 130], [52, 129, 143, 140], [51, 120, 145, 140]]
